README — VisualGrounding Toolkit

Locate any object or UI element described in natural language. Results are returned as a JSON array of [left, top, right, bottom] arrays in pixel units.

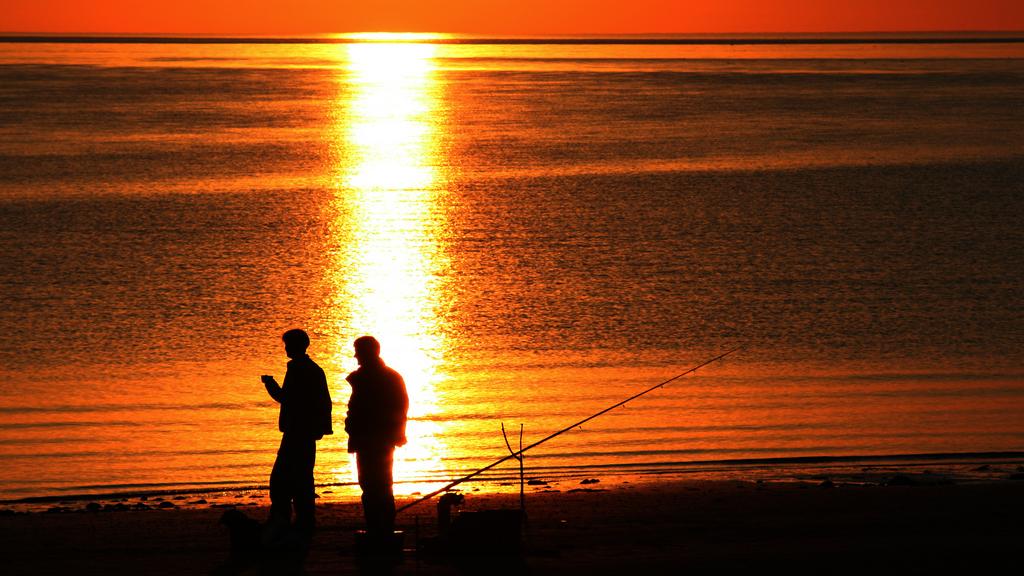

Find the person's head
[[353, 335, 381, 366], [281, 329, 310, 359]]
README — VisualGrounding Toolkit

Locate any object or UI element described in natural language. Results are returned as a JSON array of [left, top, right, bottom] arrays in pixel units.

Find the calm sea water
[[1, 38, 1023, 502]]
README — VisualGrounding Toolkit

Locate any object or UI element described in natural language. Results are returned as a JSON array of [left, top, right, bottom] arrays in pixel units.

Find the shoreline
[[3, 450, 1022, 514]]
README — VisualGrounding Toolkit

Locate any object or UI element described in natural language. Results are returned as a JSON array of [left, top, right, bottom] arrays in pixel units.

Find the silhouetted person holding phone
[[345, 336, 409, 538], [261, 329, 333, 541]]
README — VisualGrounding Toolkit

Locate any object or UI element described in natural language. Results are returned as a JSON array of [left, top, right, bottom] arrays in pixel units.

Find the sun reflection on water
[[325, 42, 450, 495]]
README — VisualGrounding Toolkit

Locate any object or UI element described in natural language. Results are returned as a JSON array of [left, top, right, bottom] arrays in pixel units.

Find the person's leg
[[357, 448, 395, 535], [356, 451, 379, 534], [362, 449, 395, 534], [292, 437, 317, 538], [268, 436, 293, 526], [379, 450, 395, 534], [265, 436, 297, 549]]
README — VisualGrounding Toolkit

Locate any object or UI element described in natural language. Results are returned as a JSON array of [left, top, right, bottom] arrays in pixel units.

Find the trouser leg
[[269, 435, 317, 534], [268, 438, 292, 526], [357, 448, 395, 535], [292, 438, 317, 536]]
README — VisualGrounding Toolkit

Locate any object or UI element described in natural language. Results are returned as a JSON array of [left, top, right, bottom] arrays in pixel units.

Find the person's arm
[[261, 375, 284, 403], [317, 368, 333, 438], [394, 374, 409, 447]]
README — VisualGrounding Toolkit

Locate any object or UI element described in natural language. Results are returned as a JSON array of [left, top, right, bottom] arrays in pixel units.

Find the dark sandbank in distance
[[1, 476, 1022, 575], [3, 33, 1024, 45]]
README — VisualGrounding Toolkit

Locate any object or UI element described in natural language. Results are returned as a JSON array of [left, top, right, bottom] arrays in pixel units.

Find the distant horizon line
[[2, 31, 1024, 45]]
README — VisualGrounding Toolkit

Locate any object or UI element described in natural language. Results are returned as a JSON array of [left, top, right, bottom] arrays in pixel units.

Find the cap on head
[[353, 335, 380, 359], [282, 329, 310, 352]]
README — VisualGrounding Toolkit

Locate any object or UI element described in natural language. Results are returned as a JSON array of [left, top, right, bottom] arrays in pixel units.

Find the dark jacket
[[264, 355, 333, 440], [344, 358, 408, 453]]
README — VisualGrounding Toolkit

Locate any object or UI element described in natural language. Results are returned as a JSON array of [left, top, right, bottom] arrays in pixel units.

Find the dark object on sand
[[819, 479, 835, 488], [354, 529, 405, 558], [219, 509, 261, 571], [451, 509, 524, 556], [884, 474, 919, 486], [418, 493, 524, 562], [215, 509, 308, 575], [437, 492, 465, 539], [580, 478, 600, 485]]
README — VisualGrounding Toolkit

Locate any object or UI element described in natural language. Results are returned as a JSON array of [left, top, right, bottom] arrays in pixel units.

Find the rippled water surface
[[0, 39, 1022, 500]]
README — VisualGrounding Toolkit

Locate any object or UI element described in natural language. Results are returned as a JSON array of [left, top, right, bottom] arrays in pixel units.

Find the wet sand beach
[[2, 476, 1022, 575]]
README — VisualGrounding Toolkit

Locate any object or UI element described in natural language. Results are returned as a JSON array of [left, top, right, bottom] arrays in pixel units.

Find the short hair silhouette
[[282, 329, 310, 351], [354, 335, 380, 357]]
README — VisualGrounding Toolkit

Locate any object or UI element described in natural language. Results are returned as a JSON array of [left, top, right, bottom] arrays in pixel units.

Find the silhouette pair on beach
[[260, 330, 409, 545]]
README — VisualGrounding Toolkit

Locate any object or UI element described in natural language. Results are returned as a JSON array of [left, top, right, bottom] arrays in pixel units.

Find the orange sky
[[2, 0, 1023, 34]]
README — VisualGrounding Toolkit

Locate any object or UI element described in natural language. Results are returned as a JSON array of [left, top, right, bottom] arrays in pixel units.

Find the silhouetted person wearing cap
[[261, 329, 333, 541], [345, 336, 409, 538]]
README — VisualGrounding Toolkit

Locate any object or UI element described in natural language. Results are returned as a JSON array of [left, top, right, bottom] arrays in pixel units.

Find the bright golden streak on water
[[326, 42, 450, 496]]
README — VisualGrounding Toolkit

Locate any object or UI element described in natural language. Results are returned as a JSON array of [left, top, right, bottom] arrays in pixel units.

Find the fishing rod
[[396, 345, 741, 514]]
